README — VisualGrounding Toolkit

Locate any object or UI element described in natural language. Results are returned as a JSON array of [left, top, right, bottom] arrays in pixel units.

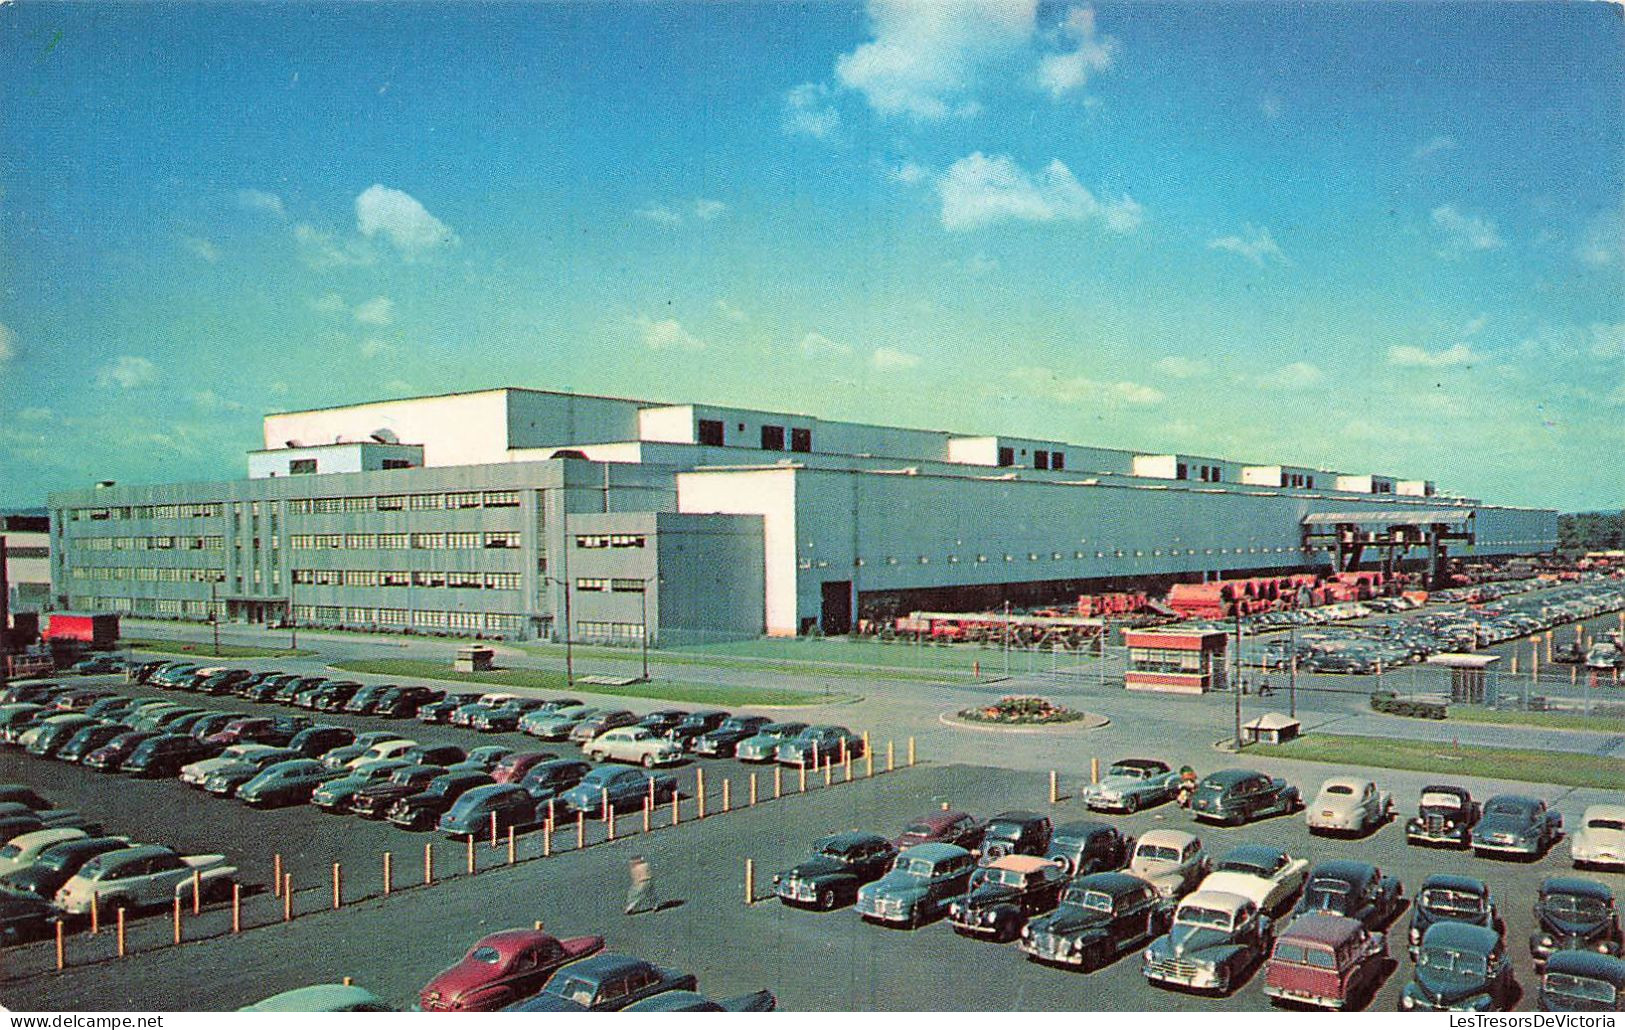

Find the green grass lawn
[[1253, 732, 1624, 790], [123, 638, 313, 659], [1446, 706, 1625, 733], [329, 658, 859, 708]]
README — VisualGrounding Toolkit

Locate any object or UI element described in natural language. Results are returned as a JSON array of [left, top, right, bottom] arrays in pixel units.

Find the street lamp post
[[1288, 626, 1298, 719], [637, 582, 649, 682], [1233, 614, 1244, 750], [541, 575, 574, 688], [210, 578, 220, 657]]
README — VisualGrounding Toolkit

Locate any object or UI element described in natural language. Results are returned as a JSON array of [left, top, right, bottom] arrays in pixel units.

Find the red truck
[[42, 612, 120, 651], [1263, 912, 1390, 1009]]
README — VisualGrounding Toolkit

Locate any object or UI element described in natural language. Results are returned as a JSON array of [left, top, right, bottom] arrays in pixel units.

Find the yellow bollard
[[192, 869, 201, 915], [643, 797, 652, 833], [1049, 770, 1058, 805], [844, 752, 852, 782], [723, 778, 731, 812], [799, 761, 807, 793], [273, 853, 283, 898], [508, 826, 516, 865], [745, 858, 755, 906], [608, 805, 617, 841], [231, 884, 241, 933], [425, 842, 434, 885], [750, 772, 758, 806], [887, 740, 895, 772], [544, 819, 553, 857], [671, 791, 680, 827], [534, 919, 544, 931], [490, 811, 499, 849], [601, 788, 611, 823], [173, 896, 182, 944], [774, 765, 782, 799], [1091, 757, 1100, 784], [865, 745, 873, 779], [117, 908, 126, 957], [577, 812, 585, 849], [823, 754, 832, 787], [56, 920, 65, 970], [283, 873, 292, 921], [467, 834, 476, 874], [697, 768, 707, 820], [908, 737, 915, 766], [342, 977, 353, 988], [90, 892, 99, 935], [383, 852, 392, 896], [333, 862, 342, 909]]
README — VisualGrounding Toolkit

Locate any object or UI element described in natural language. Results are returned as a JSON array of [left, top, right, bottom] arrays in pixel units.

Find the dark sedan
[[55, 723, 131, 764], [387, 771, 495, 831], [83, 731, 161, 771], [504, 954, 697, 1012], [556, 767, 677, 819], [438, 785, 539, 838], [664, 710, 730, 749], [1293, 859, 1405, 929], [691, 716, 772, 758], [123, 734, 221, 777], [774, 832, 897, 910], [1190, 769, 1302, 826], [519, 760, 594, 806], [417, 693, 483, 725], [349, 764, 446, 819]]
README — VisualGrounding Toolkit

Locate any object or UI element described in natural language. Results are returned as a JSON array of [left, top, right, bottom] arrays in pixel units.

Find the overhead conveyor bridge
[[1301, 509, 1476, 587]]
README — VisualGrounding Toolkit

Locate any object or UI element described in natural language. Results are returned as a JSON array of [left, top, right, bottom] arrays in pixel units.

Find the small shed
[[453, 645, 495, 673], [1243, 712, 1301, 745], [1426, 653, 1501, 704]]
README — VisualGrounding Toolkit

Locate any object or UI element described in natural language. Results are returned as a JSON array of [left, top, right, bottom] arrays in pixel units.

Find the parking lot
[[0, 709, 1619, 1010]]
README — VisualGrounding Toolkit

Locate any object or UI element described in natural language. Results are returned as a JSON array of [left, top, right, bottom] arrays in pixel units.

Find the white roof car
[[0, 828, 88, 876], [346, 738, 417, 769], [1571, 804, 1625, 871]]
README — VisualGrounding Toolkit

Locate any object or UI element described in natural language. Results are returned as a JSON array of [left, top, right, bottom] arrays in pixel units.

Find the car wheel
[[819, 888, 836, 911], [1123, 794, 1139, 814], [642, 754, 655, 768]]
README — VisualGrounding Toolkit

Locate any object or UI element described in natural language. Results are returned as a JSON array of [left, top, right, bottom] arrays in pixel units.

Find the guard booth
[[1124, 628, 1228, 694], [1426, 653, 1501, 705], [454, 645, 495, 673], [1243, 712, 1301, 745]]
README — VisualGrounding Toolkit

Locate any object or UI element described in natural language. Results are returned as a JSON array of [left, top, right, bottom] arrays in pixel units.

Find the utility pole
[[1233, 614, 1244, 750], [1002, 600, 1011, 678], [1099, 615, 1108, 690], [638, 582, 649, 682], [1288, 625, 1298, 719], [541, 576, 574, 688], [287, 574, 297, 650], [210, 578, 220, 657], [0, 536, 10, 698]]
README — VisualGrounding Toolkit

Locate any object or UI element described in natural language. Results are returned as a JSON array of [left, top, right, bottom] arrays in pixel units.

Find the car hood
[[1028, 904, 1110, 938], [1155, 923, 1233, 959], [314, 776, 368, 797], [958, 882, 1020, 909], [1413, 965, 1490, 1007], [1538, 907, 1610, 937], [785, 856, 849, 881], [864, 872, 928, 899], [506, 993, 589, 1013], [1091, 775, 1145, 794], [1475, 814, 1533, 836], [1575, 828, 1625, 852]]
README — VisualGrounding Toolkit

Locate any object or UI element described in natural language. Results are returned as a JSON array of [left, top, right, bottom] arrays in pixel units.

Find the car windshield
[[1109, 765, 1148, 779], [1273, 942, 1337, 969], [1176, 905, 1234, 930], [900, 823, 935, 839], [1073, 889, 1114, 913], [1417, 947, 1487, 981], [1486, 800, 1530, 816], [0, 844, 20, 860], [986, 868, 1028, 888], [1421, 792, 1465, 809], [1324, 784, 1355, 795], [1420, 888, 1486, 915], [390, 768, 423, 785], [1544, 893, 1608, 919], [545, 975, 598, 1007], [469, 946, 502, 964], [1587, 818, 1625, 832], [899, 858, 938, 877], [1219, 857, 1276, 877], [985, 822, 1025, 840], [1136, 845, 1180, 863], [815, 839, 859, 861], [1544, 974, 1617, 1005]]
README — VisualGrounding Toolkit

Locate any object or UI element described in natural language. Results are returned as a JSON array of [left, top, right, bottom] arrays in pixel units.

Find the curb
[[936, 711, 1111, 735]]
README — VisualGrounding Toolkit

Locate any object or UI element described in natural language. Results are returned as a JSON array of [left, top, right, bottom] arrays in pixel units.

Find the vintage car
[[0, 893, 60, 945], [568, 709, 639, 745], [774, 831, 898, 910], [584, 727, 686, 768], [1406, 784, 1481, 848], [202, 747, 303, 796], [1128, 829, 1209, 902], [1262, 911, 1389, 1009], [55, 844, 235, 915], [121, 733, 222, 778], [1082, 758, 1182, 813], [1019, 871, 1168, 970], [345, 738, 421, 770], [1292, 860, 1404, 930], [663, 710, 731, 749], [82, 731, 161, 771], [623, 990, 777, 1012], [1529, 877, 1622, 970], [556, 767, 678, 819], [490, 752, 559, 786], [947, 854, 1069, 941], [1191, 769, 1302, 826], [398, 743, 468, 768], [504, 953, 698, 1011], [419, 928, 606, 1011], [635, 710, 689, 735], [181, 743, 284, 788], [236, 758, 340, 808], [735, 722, 807, 763], [470, 698, 551, 734], [1399, 921, 1515, 1011], [1571, 805, 1625, 871], [287, 726, 356, 760], [450, 693, 518, 728], [320, 731, 414, 771], [1142, 889, 1273, 994], [450, 746, 515, 774], [978, 811, 1053, 862], [1539, 951, 1625, 1012], [892, 810, 984, 852], [55, 723, 130, 764], [1472, 794, 1563, 859], [311, 759, 415, 812], [0, 828, 87, 877], [855, 842, 976, 929], [1408, 874, 1504, 959], [374, 686, 444, 719], [1045, 821, 1131, 877], [348, 764, 446, 819], [387, 770, 495, 830], [519, 705, 598, 740], [775, 725, 862, 767], [691, 716, 772, 758], [417, 692, 483, 725], [1307, 777, 1394, 836], [0, 836, 134, 901], [1197, 844, 1309, 915], [438, 784, 540, 837], [518, 759, 594, 805], [239, 985, 394, 1012]]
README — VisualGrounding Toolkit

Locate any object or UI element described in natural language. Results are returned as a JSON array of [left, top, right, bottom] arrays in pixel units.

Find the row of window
[[1178, 463, 1226, 483], [68, 503, 224, 522], [71, 596, 222, 617], [286, 490, 523, 515], [573, 578, 646, 593], [289, 532, 521, 550], [288, 606, 525, 632], [576, 620, 646, 641], [696, 419, 813, 453], [996, 447, 1067, 470], [574, 534, 647, 549], [73, 536, 226, 552], [290, 569, 522, 590], [815, 544, 1316, 571], [69, 567, 225, 583], [1127, 648, 1212, 675]]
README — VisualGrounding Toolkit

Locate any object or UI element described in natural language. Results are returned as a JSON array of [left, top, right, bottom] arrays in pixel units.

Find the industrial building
[[46, 387, 1557, 644], [3, 511, 52, 615]]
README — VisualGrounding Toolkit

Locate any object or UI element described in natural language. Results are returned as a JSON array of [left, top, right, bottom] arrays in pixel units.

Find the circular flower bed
[[957, 695, 1088, 725]]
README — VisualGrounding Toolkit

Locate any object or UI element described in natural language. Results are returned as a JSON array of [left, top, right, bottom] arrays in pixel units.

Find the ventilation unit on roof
[[284, 440, 304, 448], [371, 428, 400, 444]]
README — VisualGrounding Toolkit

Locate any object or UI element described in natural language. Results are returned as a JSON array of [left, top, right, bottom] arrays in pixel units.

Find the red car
[[893, 810, 985, 852], [1263, 912, 1390, 1010], [491, 751, 559, 786], [419, 929, 605, 1012], [204, 717, 279, 747]]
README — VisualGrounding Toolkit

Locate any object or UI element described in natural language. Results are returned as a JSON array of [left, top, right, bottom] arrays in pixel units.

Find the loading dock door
[[820, 581, 853, 636]]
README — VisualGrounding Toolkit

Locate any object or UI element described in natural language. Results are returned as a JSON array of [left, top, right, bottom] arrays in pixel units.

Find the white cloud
[[716, 299, 748, 322], [237, 189, 286, 218], [1412, 135, 1458, 160], [1155, 355, 1207, 378], [835, 0, 1037, 120], [181, 236, 220, 263], [870, 346, 921, 370], [783, 82, 841, 139], [95, 355, 159, 390], [636, 199, 727, 226], [1208, 224, 1286, 266], [293, 223, 374, 269], [0, 323, 14, 363], [1258, 93, 1283, 120], [1257, 360, 1323, 389], [692, 199, 727, 221], [1430, 204, 1503, 255], [353, 296, 394, 327], [191, 390, 245, 413], [1036, 6, 1116, 98], [1461, 314, 1487, 337], [359, 337, 393, 359], [1387, 343, 1481, 368], [1589, 321, 1625, 360], [310, 292, 347, 314], [355, 184, 458, 256], [1009, 365, 1164, 406], [890, 161, 929, 186], [636, 203, 684, 227], [798, 332, 854, 358], [635, 316, 706, 352], [937, 153, 1141, 233], [1577, 206, 1622, 266]]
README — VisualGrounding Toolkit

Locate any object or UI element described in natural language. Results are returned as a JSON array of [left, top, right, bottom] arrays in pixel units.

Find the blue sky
[[1, 1, 1620, 510]]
